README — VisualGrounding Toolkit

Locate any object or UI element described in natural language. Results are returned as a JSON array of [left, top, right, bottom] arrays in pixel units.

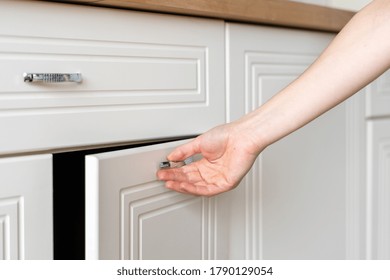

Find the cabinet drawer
[[0, 1, 225, 154]]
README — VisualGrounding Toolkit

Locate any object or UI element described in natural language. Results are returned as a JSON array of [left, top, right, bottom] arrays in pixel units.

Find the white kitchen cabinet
[[2, 0, 383, 261], [367, 119, 390, 260], [226, 23, 366, 259], [85, 139, 228, 260], [0, 0, 225, 155], [0, 155, 53, 260]]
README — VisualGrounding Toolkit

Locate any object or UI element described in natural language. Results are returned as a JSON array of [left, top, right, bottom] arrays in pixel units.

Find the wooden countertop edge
[[50, 0, 355, 32]]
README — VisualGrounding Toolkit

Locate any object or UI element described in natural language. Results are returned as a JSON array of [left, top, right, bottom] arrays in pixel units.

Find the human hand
[[156, 123, 263, 196]]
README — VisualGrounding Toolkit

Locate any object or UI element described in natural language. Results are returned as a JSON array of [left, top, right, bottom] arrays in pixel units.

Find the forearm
[[236, 0, 390, 152]]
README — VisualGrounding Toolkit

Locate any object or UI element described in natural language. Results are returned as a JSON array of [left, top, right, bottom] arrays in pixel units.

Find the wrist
[[230, 112, 271, 156]]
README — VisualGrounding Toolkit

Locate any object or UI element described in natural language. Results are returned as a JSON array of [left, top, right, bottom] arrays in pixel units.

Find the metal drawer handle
[[23, 73, 82, 83], [159, 157, 194, 169]]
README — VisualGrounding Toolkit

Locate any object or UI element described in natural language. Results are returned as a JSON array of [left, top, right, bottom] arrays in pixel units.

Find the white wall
[[292, 0, 371, 11]]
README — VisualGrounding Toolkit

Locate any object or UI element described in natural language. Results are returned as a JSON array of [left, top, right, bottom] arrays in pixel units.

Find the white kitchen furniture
[[0, 0, 388, 260], [85, 139, 228, 259], [225, 23, 368, 259], [0, 0, 225, 155], [0, 0, 225, 260]]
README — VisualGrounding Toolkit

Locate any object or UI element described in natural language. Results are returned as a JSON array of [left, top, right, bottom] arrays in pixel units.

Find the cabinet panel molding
[[0, 196, 24, 260], [0, 215, 8, 259], [0, 35, 207, 110], [120, 182, 213, 260], [0, 155, 53, 260], [367, 120, 390, 259]]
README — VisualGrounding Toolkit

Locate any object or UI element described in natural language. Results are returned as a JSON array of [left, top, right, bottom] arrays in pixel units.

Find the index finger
[[167, 137, 201, 161]]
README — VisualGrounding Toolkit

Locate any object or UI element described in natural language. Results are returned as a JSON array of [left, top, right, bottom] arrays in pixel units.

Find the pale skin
[[157, 0, 390, 196]]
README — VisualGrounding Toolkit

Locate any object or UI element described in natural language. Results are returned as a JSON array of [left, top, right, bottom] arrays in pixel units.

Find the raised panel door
[[0, 154, 53, 260], [226, 23, 366, 259], [85, 139, 226, 260]]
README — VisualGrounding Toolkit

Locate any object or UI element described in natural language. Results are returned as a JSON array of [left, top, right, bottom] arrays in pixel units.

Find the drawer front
[[366, 69, 390, 118], [0, 1, 225, 154]]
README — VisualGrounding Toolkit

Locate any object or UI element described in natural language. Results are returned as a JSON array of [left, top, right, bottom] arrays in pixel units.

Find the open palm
[[157, 124, 261, 196]]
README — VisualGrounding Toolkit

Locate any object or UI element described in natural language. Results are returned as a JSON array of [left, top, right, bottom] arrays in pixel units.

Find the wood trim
[[51, 0, 355, 32]]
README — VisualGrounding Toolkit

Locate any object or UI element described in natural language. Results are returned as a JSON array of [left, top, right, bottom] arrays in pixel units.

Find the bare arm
[[157, 0, 390, 196], [239, 0, 390, 149]]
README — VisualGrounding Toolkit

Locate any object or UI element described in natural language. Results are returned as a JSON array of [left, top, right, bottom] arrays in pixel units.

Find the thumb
[[168, 138, 201, 161]]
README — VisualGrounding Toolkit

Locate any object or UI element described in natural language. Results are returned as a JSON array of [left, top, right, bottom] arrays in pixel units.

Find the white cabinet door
[[226, 23, 366, 259], [85, 139, 227, 260], [0, 1, 225, 154], [0, 155, 52, 260], [367, 119, 390, 259]]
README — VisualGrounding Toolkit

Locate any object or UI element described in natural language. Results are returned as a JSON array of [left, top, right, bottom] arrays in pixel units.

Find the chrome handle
[[159, 157, 193, 169], [23, 73, 82, 83]]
